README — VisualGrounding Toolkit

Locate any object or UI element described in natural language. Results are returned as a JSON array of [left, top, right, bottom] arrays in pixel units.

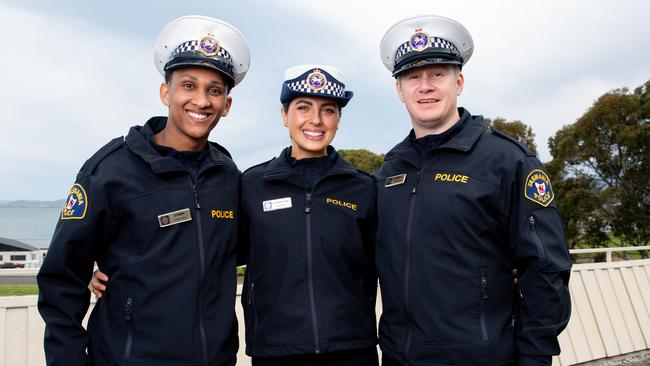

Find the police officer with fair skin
[[37, 16, 250, 366], [239, 65, 378, 366], [374, 15, 572, 366]]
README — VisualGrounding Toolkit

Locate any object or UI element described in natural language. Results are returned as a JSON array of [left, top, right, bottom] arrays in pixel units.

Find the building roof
[[0, 237, 38, 252]]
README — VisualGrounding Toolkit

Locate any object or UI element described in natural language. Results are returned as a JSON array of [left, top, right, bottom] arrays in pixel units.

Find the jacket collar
[[385, 108, 486, 167], [125, 117, 236, 175], [263, 146, 358, 186]]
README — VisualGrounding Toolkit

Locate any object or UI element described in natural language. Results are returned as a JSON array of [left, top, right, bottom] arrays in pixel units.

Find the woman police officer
[[93, 64, 379, 366]]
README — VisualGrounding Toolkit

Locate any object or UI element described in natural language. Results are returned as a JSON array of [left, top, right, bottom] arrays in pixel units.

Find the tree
[[338, 149, 384, 174], [484, 117, 538, 155], [546, 159, 609, 249], [548, 80, 650, 251]]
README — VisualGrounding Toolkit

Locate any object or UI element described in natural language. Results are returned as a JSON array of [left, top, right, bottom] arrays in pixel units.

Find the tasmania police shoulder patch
[[61, 183, 88, 220], [524, 170, 554, 207]]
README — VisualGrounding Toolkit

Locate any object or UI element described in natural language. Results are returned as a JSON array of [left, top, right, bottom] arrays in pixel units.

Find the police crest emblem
[[306, 69, 327, 91], [61, 183, 88, 220], [410, 28, 430, 52], [525, 170, 554, 206], [198, 32, 220, 57]]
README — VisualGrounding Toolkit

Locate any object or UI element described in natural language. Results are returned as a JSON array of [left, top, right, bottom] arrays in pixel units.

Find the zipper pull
[[528, 215, 536, 230], [305, 192, 312, 213], [124, 297, 133, 321], [481, 275, 488, 299], [412, 171, 421, 194], [193, 185, 201, 209]]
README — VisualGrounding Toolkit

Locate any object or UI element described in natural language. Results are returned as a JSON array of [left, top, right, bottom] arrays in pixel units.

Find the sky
[[1, 0, 649, 200]]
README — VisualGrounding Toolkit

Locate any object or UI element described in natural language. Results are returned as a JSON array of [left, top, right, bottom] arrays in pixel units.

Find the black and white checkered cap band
[[171, 40, 233, 63], [287, 79, 346, 98], [395, 37, 459, 61]]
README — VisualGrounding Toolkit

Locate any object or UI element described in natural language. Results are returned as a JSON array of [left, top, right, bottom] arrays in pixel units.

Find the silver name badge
[[262, 197, 292, 212], [158, 208, 192, 227], [385, 173, 407, 187]]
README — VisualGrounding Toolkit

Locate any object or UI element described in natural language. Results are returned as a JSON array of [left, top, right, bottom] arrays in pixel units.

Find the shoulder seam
[[79, 136, 125, 175], [487, 128, 535, 157], [242, 157, 275, 176]]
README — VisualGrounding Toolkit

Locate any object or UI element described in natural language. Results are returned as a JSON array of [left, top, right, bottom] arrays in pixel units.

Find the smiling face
[[281, 96, 341, 159], [157, 67, 232, 151], [396, 64, 464, 137]]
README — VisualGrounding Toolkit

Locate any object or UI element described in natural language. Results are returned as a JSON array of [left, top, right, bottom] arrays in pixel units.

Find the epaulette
[[487, 127, 536, 157], [79, 137, 125, 176], [242, 157, 276, 176]]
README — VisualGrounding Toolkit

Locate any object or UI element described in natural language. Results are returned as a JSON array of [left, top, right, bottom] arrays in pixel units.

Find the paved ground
[[575, 350, 650, 365]]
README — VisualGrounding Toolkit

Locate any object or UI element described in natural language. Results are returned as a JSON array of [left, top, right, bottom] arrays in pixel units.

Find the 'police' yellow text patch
[[434, 172, 469, 184], [61, 183, 88, 220], [211, 209, 235, 219], [325, 198, 357, 211], [525, 170, 554, 206]]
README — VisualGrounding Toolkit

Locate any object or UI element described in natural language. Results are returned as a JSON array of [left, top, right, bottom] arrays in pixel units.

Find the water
[[0, 207, 61, 248]]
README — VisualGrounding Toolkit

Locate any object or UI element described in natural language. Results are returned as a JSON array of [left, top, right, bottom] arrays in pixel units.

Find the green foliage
[[0, 284, 39, 296], [338, 149, 384, 174], [548, 80, 650, 249], [484, 117, 538, 155]]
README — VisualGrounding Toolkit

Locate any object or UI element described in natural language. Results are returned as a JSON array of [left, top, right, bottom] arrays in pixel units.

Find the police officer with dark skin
[[374, 15, 572, 366], [37, 16, 250, 366], [239, 65, 378, 366]]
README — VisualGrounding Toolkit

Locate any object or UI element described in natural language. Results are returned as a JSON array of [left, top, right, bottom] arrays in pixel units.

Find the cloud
[[1, 0, 649, 200], [285, 0, 650, 161], [0, 4, 162, 199]]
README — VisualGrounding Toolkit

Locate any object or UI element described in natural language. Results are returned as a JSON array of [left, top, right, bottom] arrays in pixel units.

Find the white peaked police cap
[[153, 15, 251, 87], [380, 15, 473, 76]]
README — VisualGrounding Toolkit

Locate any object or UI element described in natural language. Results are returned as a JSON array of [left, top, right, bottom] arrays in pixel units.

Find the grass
[[0, 284, 39, 296]]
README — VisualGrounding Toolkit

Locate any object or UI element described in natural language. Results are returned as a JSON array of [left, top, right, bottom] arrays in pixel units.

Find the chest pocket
[[423, 170, 501, 235], [431, 170, 497, 201]]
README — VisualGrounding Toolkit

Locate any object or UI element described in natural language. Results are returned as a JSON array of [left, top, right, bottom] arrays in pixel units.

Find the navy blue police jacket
[[37, 117, 240, 366], [239, 147, 378, 357], [375, 109, 572, 366]]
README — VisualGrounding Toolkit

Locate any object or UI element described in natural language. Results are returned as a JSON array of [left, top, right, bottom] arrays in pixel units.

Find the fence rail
[[569, 246, 650, 263], [2, 250, 650, 365]]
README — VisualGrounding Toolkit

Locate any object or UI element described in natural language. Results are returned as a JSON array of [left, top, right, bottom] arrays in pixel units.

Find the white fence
[[2, 248, 650, 366]]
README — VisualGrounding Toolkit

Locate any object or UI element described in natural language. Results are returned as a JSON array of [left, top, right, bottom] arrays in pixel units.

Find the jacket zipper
[[403, 170, 421, 360], [123, 296, 134, 358], [248, 281, 259, 341], [480, 267, 489, 341], [305, 191, 320, 354], [247, 282, 255, 305], [528, 215, 547, 261], [191, 180, 209, 366]]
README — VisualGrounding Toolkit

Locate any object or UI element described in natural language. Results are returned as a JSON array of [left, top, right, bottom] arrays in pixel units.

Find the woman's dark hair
[[281, 100, 342, 114]]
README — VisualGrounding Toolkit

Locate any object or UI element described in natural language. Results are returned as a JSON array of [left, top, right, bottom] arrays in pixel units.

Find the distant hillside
[[0, 199, 65, 208]]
